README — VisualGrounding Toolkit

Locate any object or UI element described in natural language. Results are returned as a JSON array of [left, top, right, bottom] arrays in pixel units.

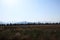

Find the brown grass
[[0, 24, 60, 40]]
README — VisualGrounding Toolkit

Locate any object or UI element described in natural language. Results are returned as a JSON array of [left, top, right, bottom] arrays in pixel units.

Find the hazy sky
[[0, 0, 60, 23]]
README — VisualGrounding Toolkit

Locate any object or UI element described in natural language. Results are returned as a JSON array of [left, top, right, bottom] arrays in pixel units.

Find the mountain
[[13, 21, 29, 24], [0, 22, 8, 24]]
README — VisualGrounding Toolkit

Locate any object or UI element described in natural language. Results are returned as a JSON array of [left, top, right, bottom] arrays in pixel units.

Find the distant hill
[[0, 22, 4, 24], [0, 22, 8, 24]]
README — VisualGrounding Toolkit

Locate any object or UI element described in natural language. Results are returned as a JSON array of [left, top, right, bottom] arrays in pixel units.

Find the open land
[[0, 24, 60, 40]]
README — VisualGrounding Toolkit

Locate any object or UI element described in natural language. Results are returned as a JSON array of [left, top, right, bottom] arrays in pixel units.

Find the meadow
[[0, 24, 60, 40]]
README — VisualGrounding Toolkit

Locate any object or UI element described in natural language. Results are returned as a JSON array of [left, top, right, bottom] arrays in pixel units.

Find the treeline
[[0, 22, 60, 26]]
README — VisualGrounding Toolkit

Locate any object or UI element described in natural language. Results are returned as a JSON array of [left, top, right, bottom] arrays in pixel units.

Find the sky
[[0, 0, 60, 23]]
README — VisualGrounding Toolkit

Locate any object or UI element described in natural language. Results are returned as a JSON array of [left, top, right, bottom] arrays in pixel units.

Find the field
[[0, 24, 60, 40]]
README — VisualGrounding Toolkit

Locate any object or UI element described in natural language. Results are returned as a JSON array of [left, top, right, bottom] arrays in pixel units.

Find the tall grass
[[0, 29, 60, 40]]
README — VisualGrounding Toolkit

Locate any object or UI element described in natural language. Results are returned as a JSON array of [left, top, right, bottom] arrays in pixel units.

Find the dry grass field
[[0, 24, 60, 40]]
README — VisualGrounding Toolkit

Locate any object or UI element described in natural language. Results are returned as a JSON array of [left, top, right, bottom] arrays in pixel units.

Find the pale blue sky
[[0, 0, 60, 23]]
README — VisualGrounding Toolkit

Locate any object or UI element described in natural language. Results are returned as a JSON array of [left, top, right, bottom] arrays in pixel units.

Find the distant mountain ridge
[[0, 21, 60, 25], [0, 22, 5, 24]]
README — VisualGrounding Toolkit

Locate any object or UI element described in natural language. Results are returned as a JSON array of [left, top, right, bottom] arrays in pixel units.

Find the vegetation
[[0, 29, 60, 40], [0, 22, 60, 26], [0, 23, 60, 40]]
